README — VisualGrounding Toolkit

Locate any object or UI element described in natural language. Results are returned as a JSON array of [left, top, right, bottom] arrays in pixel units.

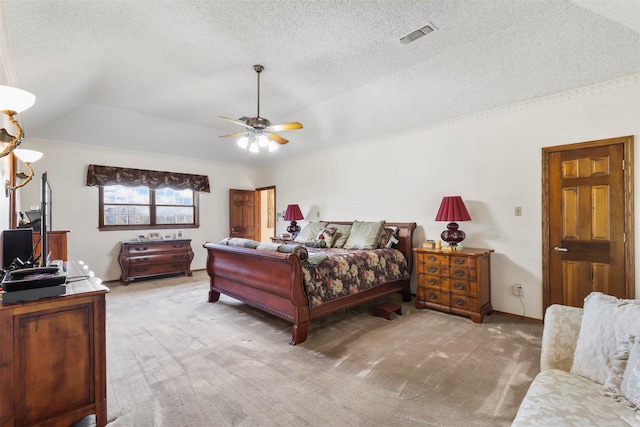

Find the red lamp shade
[[284, 204, 304, 236], [435, 196, 471, 247]]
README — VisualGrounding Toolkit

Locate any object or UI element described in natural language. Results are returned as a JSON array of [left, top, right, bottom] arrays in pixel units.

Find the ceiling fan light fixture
[[237, 135, 249, 149], [257, 133, 269, 147], [219, 64, 302, 152]]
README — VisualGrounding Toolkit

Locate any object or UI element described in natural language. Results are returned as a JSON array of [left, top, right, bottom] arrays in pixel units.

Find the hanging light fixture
[[0, 85, 36, 158], [5, 148, 42, 196]]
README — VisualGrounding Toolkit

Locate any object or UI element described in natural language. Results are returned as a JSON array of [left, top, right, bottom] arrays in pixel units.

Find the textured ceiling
[[1, 0, 639, 166]]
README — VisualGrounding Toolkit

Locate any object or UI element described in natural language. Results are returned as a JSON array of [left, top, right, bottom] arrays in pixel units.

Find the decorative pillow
[[377, 226, 399, 248], [621, 337, 640, 409], [604, 336, 640, 410], [277, 244, 308, 260], [304, 239, 327, 248], [327, 223, 352, 248], [343, 220, 385, 250], [294, 221, 328, 243], [571, 292, 640, 385], [316, 227, 337, 247], [256, 242, 281, 251], [222, 238, 260, 249]]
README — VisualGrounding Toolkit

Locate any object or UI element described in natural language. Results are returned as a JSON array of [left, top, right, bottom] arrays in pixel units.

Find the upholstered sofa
[[512, 293, 640, 426]]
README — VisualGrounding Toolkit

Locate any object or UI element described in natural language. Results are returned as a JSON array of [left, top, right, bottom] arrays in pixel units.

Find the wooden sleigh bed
[[203, 221, 416, 345]]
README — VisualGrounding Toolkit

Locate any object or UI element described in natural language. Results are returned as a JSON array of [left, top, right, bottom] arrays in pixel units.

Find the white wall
[[10, 77, 640, 320], [256, 78, 640, 320], [16, 141, 255, 281]]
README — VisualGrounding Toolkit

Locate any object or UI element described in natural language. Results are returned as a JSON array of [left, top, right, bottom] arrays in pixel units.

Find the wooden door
[[543, 136, 634, 310], [229, 189, 259, 240]]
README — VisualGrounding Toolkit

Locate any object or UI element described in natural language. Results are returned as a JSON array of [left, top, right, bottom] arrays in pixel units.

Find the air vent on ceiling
[[399, 23, 438, 45]]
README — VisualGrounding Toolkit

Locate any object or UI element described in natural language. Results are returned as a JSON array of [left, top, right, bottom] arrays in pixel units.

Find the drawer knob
[[135, 247, 149, 251], [455, 282, 465, 290], [428, 266, 437, 273], [454, 258, 465, 264], [428, 293, 438, 300], [454, 269, 465, 276], [428, 279, 437, 285], [427, 255, 436, 261], [455, 298, 465, 306]]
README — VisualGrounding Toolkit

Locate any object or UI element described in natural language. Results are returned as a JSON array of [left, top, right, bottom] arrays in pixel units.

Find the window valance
[[86, 164, 210, 193]]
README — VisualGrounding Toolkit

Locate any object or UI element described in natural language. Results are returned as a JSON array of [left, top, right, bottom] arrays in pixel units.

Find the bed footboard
[[203, 242, 311, 344]]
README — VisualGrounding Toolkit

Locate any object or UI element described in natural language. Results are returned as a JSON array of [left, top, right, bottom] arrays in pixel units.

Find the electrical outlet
[[513, 284, 524, 296]]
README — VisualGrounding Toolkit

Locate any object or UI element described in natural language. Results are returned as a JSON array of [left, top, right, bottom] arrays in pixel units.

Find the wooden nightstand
[[270, 237, 293, 244], [413, 247, 493, 323]]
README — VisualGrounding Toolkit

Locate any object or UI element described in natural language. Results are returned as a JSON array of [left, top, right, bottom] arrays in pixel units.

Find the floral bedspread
[[301, 247, 409, 308]]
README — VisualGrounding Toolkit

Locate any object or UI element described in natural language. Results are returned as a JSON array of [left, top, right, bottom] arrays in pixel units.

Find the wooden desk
[[0, 261, 108, 427]]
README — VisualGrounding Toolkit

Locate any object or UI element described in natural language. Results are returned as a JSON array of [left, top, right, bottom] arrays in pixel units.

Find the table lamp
[[435, 196, 471, 247], [284, 204, 304, 237]]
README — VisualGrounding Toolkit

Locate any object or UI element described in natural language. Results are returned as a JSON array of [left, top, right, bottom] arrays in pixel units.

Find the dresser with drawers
[[118, 239, 194, 284], [414, 247, 493, 323]]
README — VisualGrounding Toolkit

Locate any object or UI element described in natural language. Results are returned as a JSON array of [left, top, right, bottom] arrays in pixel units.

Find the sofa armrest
[[540, 304, 583, 372]]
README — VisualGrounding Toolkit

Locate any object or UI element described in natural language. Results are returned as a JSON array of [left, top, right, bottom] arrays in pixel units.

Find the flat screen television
[[40, 172, 53, 267]]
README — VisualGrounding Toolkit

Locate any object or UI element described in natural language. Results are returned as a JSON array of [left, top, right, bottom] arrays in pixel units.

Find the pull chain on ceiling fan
[[219, 64, 303, 153]]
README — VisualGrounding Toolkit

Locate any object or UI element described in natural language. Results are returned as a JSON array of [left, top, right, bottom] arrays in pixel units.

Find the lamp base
[[441, 222, 466, 247], [287, 221, 301, 238]]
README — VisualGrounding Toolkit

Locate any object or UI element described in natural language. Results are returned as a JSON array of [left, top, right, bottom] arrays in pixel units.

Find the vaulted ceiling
[[1, 0, 639, 166]]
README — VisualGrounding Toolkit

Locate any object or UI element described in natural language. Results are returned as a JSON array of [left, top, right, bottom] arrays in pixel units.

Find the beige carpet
[[99, 271, 541, 427]]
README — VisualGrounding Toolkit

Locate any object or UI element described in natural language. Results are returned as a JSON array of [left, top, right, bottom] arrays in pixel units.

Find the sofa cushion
[[512, 369, 640, 427], [621, 337, 640, 409], [571, 292, 640, 385], [540, 304, 583, 372]]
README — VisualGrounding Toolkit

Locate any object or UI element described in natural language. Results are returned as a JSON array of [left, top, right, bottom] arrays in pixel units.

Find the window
[[99, 185, 199, 230]]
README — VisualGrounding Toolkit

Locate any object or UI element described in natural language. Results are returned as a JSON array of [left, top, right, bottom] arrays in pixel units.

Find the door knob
[[554, 247, 568, 252]]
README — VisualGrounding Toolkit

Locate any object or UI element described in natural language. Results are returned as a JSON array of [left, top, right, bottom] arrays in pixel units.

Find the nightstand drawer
[[450, 268, 477, 281], [450, 294, 478, 312], [417, 287, 450, 306], [418, 274, 448, 289], [450, 255, 475, 268], [418, 263, 447, 276], [418, 253, 448, 265], [450, 279, 478, 296]]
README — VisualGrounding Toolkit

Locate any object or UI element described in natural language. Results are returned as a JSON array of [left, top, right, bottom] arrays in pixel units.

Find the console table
[[118, 239, 194, 284], [0, 261, 108, 427]]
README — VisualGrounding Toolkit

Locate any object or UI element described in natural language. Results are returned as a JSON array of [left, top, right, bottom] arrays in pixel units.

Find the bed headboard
[[321, 221, 417, 271]]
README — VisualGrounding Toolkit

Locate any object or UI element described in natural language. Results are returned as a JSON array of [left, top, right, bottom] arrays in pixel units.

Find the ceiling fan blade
[[268, 133, 289, 145], [219, 131, 249, 138], [267, 122, 303, 132], [219, 116, 252, 129]]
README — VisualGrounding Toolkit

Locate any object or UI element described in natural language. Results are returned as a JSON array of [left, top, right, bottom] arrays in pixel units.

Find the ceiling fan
[[219, 64, 303, 153]]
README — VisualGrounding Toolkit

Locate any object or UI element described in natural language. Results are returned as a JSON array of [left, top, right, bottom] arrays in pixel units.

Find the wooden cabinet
[[32, 229, 70, 261], [0, 261, 108, 427], [414, 247, 493, 323], [118, 239, 194, 284]]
